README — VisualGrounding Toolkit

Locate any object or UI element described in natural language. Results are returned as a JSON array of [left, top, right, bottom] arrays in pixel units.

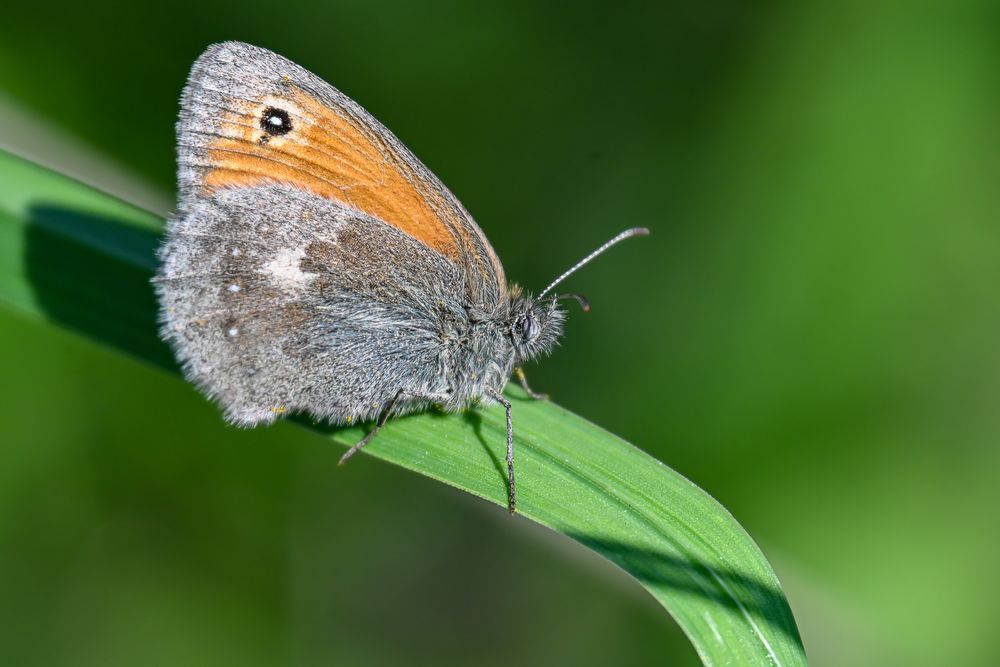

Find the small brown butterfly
[[154, 42, 646, 512]]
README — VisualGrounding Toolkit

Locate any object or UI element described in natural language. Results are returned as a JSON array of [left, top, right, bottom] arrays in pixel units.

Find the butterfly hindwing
[[157, 184, 465, 425]]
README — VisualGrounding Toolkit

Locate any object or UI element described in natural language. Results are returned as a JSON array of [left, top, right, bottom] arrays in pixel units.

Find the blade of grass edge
[[0, 149, 806, 666]]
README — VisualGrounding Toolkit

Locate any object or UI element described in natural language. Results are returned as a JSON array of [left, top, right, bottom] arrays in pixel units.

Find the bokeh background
[[1, 2, 998, 665]]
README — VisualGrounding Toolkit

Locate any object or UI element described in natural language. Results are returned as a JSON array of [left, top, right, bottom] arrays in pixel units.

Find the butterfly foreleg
[[514, 367, 549, 401]]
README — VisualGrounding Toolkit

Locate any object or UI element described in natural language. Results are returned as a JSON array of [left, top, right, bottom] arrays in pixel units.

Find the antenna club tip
[[629, 227, 651, 237]]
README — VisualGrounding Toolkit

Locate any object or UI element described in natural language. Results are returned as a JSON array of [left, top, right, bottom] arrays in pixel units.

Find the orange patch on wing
[[203, 88, 461, 258]]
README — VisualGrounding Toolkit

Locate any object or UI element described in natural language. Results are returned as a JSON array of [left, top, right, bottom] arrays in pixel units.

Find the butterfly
[[154, 42, 646, 513]]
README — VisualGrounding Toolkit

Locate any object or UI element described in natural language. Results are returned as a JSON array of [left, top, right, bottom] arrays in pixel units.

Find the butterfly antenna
[[538, 227, 649, 300], [553, 292, 591, 312]]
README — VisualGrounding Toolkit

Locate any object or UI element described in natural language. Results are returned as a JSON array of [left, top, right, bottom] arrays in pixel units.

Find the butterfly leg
[[339, 389, 449, 466], [338, 389, 405, 466], [489, 389, 517, 514], [514, 367, 549, 400]]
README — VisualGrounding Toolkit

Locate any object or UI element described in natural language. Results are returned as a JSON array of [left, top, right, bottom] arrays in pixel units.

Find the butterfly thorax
[[435, 291, 565, 410]]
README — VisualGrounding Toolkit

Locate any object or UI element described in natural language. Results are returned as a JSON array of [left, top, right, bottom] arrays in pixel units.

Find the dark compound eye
[[519, 314, 540, 341], [260, 107, 292, 136]]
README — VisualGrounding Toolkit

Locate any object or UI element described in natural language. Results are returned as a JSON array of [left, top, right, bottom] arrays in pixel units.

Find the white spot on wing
[[264, 246, 316, 291]]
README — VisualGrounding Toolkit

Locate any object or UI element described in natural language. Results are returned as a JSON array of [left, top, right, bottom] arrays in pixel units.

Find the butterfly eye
[[519, 314, 540, 342], [261, 107, 292, 136]]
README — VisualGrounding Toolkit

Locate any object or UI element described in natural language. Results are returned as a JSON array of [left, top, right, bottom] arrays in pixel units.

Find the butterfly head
[[506, 227, 650, 365], [509, 294, 566, 364]]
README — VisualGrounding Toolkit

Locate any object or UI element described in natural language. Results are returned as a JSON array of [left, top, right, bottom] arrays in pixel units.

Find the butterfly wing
[[157, 183, 468, 425], [175, 41, 504, 307], [157, 42, 507, 425]]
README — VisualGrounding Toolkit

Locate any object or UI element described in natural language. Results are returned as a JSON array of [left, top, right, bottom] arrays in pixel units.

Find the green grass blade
[[0, 149, 806, 666]]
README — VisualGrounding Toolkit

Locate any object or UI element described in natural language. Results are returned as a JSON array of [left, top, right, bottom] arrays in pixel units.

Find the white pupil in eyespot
[[268, 115, 283, 126]]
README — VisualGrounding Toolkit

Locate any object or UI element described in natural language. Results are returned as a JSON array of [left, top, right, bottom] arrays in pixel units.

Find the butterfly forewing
[[175, 41, 504, 307]]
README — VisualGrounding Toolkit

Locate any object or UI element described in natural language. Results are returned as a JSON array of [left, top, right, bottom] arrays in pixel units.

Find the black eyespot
[[260, 107, 292, 136]]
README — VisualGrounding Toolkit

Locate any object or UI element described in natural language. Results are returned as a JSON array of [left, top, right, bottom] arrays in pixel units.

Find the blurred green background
[[1, 1, 998, 665]]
